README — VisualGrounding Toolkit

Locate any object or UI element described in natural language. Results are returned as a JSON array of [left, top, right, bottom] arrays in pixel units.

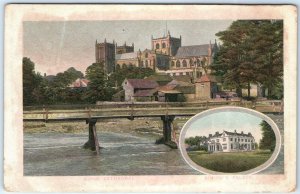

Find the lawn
[[187, 150, 273, 173]]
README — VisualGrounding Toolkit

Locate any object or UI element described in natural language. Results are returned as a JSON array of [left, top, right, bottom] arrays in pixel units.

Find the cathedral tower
[[95, 39, 115, 74], [151, 31, 181, 56]]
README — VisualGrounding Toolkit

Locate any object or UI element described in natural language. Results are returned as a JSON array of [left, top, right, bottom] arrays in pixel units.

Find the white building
[[207, 130, 256, 152]]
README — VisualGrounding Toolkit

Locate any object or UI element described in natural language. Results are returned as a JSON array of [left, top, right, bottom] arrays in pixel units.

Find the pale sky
[[185, 111, 263, 143], [23, 20, 233, 75]]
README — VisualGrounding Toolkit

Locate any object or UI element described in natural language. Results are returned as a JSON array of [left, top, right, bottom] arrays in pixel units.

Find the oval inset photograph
[[179, 107, 281, 175]]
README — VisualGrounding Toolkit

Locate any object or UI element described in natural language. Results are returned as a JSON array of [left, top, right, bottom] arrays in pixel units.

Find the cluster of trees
[[185, 136, 208, 151], [23, 57, 86, 105], [259, 120, 276, 152], [23, 58, 156, 105], [211, 20, 283, 99]]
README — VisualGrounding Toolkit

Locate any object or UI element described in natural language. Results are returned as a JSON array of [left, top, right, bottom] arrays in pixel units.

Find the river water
[[24, 114, 284, 176]]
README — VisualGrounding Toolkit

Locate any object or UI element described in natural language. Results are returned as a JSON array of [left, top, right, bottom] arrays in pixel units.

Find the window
[[180, 72, 183, 75], [223, 138, 226, 142], [176, 60, 180, 67], [216, 139, 219, 142], [230, 138, 233, 141], [182, 60, 187, 67], [145, 60, 148, 67], [162, 42, 166, 48], [235, 138, 237, 142], [238, 138, 240, 142], [251, 140, 253, 142], [222, 144, 227, 150], [241, 139, 244, 142], [171, 61, 175, 67], [145, 52, 148, 58], [156, 43, 160, 49], [231, 144, 233, 149], [197, 59, 201, 67]]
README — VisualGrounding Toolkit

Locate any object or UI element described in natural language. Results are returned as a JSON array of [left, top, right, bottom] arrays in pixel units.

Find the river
[[24, 114, 284, 176]]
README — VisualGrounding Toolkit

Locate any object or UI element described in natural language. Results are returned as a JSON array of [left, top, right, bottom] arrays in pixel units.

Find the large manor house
[[95, 31, 219, 80], [204, 130, 256, 153]]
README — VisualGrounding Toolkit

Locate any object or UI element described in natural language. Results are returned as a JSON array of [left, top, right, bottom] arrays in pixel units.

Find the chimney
[[234, 130, 237, 133], [241, 131, 244, 135], [209, 134, 212, 138], [216, 132, 219, 136]]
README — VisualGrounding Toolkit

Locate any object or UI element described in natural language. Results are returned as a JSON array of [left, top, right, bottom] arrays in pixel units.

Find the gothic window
[[162, 42, 166, 48], [156, 43, 160, 49], [171, 61, 175, 67], [157, 58, 161, 66], [190, 59, 193, 67], [197, 59, 201, 67], [176, 60, 180, 67], [182, 60, 187, 67]]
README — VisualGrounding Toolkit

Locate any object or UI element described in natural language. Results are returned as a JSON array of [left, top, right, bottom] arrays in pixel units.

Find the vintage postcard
[[4, 4, 297, 192]]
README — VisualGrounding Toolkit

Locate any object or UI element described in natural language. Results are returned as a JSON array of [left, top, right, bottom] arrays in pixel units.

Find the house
[[68, 78, 90, 89], [195, 74, 219, 99], [156, 79, 195, 102], [207, 130, 256, 153], [122, 79, 159, 101]]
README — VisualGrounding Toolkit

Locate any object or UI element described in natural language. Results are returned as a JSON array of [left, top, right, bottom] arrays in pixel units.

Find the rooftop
[[125, 79, 159, 89], [174, 44, 210, 58], [69, 78, 90, 88], [195, 74, 217, 83]]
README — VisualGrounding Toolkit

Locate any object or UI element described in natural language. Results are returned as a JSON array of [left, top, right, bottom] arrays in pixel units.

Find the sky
[[184, 111, 264, 143], [23, 20, 233, 75]]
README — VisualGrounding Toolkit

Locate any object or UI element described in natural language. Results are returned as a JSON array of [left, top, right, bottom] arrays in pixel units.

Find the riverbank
[[188, 150, 273, 173]]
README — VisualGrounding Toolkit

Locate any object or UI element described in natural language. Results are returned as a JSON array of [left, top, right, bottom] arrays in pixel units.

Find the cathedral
[[95, 31, 219, 80]]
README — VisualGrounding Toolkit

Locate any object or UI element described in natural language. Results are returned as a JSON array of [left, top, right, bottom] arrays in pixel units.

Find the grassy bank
[[23, 119, 167, 138], [188, 150, 273, 173]]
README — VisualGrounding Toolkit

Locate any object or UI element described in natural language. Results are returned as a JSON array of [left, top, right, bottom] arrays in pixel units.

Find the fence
[[23, 100, 283, 122]]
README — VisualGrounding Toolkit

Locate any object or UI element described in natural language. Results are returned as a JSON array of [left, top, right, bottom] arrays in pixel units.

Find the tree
[[84, 62, 115, 103], [23, 57, 41, 105], [259, 120, 276, 152], [211, 20, 283, 99]]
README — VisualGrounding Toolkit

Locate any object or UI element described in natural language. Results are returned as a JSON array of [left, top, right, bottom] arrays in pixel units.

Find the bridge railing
[[23, 100, 283, 121]]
